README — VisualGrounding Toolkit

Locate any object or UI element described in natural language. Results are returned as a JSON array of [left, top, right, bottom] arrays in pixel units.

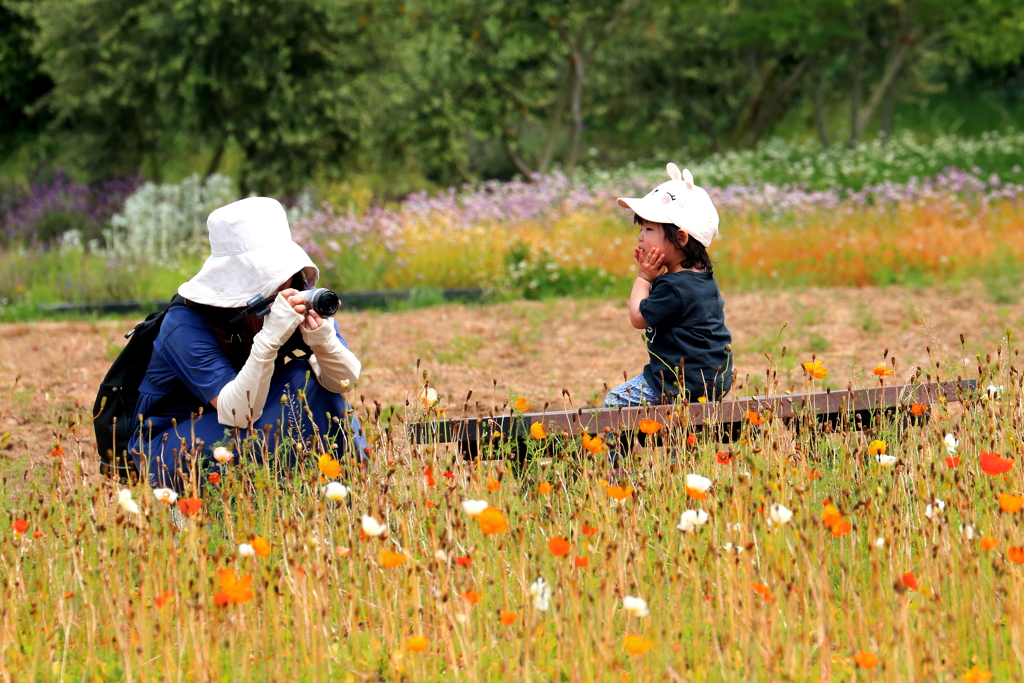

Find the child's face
[[636, 218, 685, 267]]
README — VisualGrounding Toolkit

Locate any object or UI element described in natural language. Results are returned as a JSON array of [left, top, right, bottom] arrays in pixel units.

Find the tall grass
[[2, 352, 1023, 681]]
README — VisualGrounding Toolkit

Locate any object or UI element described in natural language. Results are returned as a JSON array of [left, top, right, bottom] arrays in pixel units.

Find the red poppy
[[751, 583, 774, 602], [582, 523, 598, 536], [51, 445, 65, 458], [177, 498, 202, 516], [686, 433, 697, 446], [209, 472, 221, 484], [424, 466, 436, 487], [901, 571, 918, 591], [808, 470, 821, 480], [425, 500, 436, 508], [716, 451, 732, 465], [455, 556, 471, 568], [980, 451, 1014, 475], [944, 456, 960, 468], [32, 531, 43, 538], [462, 590, 481, 605], [573, 556, 589, 567], [443, 471, 455, 480], [910, 403, 928, 416], [548, 536, 571, 557], [12, 519, 28, 534], [155, 589, 173, 608]]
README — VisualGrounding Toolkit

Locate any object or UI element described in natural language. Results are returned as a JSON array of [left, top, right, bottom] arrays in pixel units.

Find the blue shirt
[[128, 306, 351, 450]]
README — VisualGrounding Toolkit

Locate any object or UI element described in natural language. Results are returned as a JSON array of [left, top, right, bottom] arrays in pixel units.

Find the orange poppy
[[425, 500, 436, 508], [208, 472, 221, 484], [945, 456, 960, 468], [51, 445, 65, 458], [686, 433, 697, 446], [514, 397, 532, 412], [406, 636, 429, 652], [155, 589, 173, 608], [901, 571, 918, 591], [424, 466, 436, 487], [213, 568, 254, 606], [854, 651, 879, 669], [573, 556, 589, 567], [12, 519, 28, 534], [716, 451, 732, 465], [746, 410, 767, 425], [830, 518, 852, 537], [380, 550, 408, 568], [638, 419, 662, 435], [606, 485, 634, 501], [486, 477, 501, 491], [250, 536, 271, 557], [582, 522, 598, 536], [177, 498, 202, 517], [873, 365, 894, 376], [801, 360, 827, 379], [455, 556, 471, 568], [477, 507, 509, 535], [548, 536, 570, 557], [962, 666, 993, 683], [530, 422, 547, 439], [808, 469, 821, 480], [623, 635, 652, 656], [537, 481, 553, 495], [910, 403, 928, 416], [318, 453, 341, 479], [1008, 547, 1024, 564], [462, 590, 481, 605], [582, 433, 607, 454], [499, 610, 517, 625], [752, 583, 774, 602], [980, 536, 999, 550], [999, 493, 1024, 513], [980, 451, 1014, 475]]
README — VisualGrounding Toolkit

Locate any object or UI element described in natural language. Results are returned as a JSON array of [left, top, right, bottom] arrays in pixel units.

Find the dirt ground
[[2, 283, 1021, 463]]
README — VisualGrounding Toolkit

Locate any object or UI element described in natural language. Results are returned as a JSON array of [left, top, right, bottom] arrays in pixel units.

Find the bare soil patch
[[1, 284, 1018, 465]]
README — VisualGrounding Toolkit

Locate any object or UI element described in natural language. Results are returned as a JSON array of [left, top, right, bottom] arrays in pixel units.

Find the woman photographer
[[128, 197, 366, 491]]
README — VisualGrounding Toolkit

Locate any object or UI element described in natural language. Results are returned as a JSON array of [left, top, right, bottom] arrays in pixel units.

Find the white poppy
[[461, 499, 489, 516], [676, 509, 709, 533], [213, 447, 234, 463], [419, 387, 439, 406], [685, 474, 712, 498], [722, 543, 744, 553], [874, 537, 886, 548], [117, 489, 140, 515], [530, 577, 551, 612], [152, 488, 178, 504], [622, 595, 649, 617], [238, 543, 256, 558], [944, 433, 959, 455], [986, 384, 1004, 399], [768, 503, 793, 525], [323, 482, 349, 501], [959, 525, 976, 541], [361, 515, 387, 537], [924, 498, 945, 520], [876, 454, 897, 467], [433, 549, 447, 562]]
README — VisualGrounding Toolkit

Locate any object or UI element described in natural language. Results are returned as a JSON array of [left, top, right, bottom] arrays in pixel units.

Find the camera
[[301, 288, 341, 317]]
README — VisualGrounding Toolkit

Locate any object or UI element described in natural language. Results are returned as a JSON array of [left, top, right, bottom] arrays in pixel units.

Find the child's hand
[[635, 246, 665, 282]]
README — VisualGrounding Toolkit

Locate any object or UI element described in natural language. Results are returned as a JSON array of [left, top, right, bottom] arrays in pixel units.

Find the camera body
[[301, 288, 341, 317]]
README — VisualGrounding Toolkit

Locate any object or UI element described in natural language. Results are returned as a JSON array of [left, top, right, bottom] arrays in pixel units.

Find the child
[[604, 163, 732, 407]]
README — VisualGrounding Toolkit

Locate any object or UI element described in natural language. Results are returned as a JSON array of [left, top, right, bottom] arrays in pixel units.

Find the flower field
[[2, 350, 1023, 681]]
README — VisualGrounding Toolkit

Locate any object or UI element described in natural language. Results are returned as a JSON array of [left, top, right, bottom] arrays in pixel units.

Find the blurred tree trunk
[[812, 70, 829, 149], [847, 5, 867, 146]]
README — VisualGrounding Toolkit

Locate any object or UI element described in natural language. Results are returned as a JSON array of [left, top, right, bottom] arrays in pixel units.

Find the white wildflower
[[676, 509, 709, 533], [924, 498, 945, 520], [152, 487, 178, 504], [768, 503, 794, 526], [323, 482, 349, 501], [623, 595, 649, 617], [213, 446, 234, 463], [238, 543, 256, 558], [876, 454, 897, 467], [461, 499, 489, 516], [960, 525, 976, 541], [944, 433, 959, 455], [874, 537, 886, 548], [118, 489, 140, 515], [361, 515, 387, 537], [530, 577, 551, 612]]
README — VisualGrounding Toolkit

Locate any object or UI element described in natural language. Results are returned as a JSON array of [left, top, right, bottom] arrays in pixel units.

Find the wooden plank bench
[[409, 379, 978, 458]]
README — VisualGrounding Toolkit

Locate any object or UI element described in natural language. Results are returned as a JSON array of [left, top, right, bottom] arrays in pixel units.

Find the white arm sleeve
[[300, 319, 361, 394], [216, 293, 304, 427]]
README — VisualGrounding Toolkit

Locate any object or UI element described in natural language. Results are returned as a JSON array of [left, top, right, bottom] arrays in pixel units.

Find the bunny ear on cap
[[666, 162, 682, 181]]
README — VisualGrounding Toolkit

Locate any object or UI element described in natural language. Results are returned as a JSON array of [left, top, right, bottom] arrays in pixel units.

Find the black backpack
[[93, 295, 185, 480]]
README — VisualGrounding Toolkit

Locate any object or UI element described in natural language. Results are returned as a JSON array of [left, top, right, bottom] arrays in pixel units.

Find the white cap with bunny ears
[[616, 163, 720, 248]]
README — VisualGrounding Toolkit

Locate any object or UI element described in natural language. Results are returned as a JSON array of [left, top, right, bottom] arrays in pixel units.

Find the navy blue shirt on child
[[638, 270, 732, 401]]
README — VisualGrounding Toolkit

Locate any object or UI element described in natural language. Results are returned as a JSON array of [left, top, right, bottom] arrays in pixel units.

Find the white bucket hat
[[617, 163, 720, 247], [178, 197, 319, 308]]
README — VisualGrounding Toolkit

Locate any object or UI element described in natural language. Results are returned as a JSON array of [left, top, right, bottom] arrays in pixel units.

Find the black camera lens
[[302, 288, 340, 317]]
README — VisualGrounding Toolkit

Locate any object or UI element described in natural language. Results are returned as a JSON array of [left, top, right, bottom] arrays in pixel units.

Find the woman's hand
[[301, 310, 324, 331], [274, 288, 308, 317], [635, 246, 665, 282]]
